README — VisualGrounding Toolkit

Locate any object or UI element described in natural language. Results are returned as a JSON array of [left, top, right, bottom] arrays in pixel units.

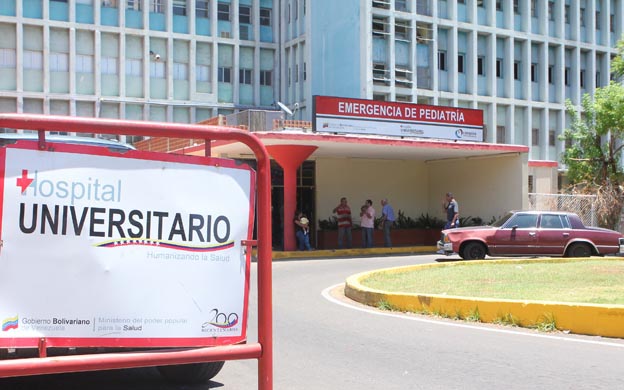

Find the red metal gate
[[0, 114, 273, 389]]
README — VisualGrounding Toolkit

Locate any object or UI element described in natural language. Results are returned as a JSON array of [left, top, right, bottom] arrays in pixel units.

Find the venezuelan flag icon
[[2, 316, 18, 331]]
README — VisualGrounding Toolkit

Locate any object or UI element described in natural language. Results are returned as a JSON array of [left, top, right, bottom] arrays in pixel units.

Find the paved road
[[2, 254, 624, 389]]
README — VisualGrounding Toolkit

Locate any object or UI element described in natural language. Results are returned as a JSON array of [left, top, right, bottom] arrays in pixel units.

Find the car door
[[489, 213, 539, 256], [537, 214, 569, 255]]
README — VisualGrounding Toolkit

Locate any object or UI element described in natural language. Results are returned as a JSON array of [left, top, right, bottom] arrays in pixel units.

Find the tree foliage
[[612, 38, 624, 79], [561, 82, 624, 229]]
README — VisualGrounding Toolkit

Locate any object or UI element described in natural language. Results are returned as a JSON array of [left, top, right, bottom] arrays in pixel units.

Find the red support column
[[266, 145, 317, 251]]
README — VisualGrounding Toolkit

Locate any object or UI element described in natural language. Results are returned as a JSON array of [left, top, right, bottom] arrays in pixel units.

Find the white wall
[[316, 153, 528, 226], [316, 158, 430, 226], [427, 153, 528, 222]]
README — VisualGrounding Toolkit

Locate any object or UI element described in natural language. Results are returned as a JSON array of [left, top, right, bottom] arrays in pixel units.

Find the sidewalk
[[270, 245, 438, 260]]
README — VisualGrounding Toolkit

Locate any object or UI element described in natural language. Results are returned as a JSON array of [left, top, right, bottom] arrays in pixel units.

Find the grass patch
[[494, 313, 519, 327], [532, 313, 557, 332], [361, 259, 624, 305]]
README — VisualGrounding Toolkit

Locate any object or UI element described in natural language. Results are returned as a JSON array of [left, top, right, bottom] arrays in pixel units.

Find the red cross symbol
[[16, 169, 33, 194]]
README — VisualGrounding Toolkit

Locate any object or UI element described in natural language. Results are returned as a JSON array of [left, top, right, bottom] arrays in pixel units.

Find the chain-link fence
[[528, 193, 597, 227]]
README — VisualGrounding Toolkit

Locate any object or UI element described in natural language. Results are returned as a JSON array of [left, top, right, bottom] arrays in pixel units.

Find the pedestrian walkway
[[271, 245, 438, 260]]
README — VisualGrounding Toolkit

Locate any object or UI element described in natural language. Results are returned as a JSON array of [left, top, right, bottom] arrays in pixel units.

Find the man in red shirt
[[333, 197, 352, 249]]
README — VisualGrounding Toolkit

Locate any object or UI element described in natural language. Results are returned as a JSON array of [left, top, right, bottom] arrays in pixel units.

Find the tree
[[612, 38, 624, 79], [561, 82, 624, 229]]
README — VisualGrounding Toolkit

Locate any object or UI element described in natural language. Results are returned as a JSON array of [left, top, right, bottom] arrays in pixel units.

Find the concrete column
[[266, 145, 317, 251]]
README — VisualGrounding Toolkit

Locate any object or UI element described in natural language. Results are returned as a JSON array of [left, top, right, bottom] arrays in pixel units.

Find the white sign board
[[0, 142, 255, 348]]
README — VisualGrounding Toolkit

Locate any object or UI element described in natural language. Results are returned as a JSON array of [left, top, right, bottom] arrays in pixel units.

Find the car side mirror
[[511, 225, 518, 230]]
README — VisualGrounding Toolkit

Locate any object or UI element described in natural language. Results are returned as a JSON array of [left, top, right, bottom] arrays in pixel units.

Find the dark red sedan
[[437, 210, 624, 260]]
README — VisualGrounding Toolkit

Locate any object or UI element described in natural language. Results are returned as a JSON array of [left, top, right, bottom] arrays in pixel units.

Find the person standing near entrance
[[333, 197, 352, 249], [360, 199, 375, 248], [294, 211, 312, 251], [443, 192, 459, 229], [380, 198, 396, 247]]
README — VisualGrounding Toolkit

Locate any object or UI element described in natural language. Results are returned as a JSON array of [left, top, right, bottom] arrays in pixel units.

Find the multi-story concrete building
[[0, 0, 279, 139], [0, 0, 622, 192]]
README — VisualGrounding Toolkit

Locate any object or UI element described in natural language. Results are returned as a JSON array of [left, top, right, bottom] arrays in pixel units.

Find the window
[[596, 71, 601, 86], [540, 214, 565, 229], [580, 70, 585, 87], [548, 65, 553, 84], [260, 8, 271, 26], [477, 56, 485, 76], [564, 67, 570, 86], [531, 0, 537, 17], [196, 64, 210, 82], [239, 68, 252, 84], [497, 126, 506, 143], [548, 1, 554, 21], [458, 0, 465, 3], [50, 53, 69, 72], [532, 128, 539, 145], [549, 130, 555, 146], [260, 70, 272, 86], [196, 0, 209, 17], [507, 214, 538, 229], [294, 64, 299, 82], [150, 0, 164, 13], [373, 63, 387, 80], [173, 62, 187, 80], [514, 0, 519, 14], [101, 56, 118, 74], [496, 0, 502, 11], [528, 175, 534, 193], [457, 54, 465, 73], [23, 50, 43, 70], [373, 17, 389, 35], [293, 0, 298, 19], [395, 20, 410, 40], [580, 7, 585, 26], [395, 0, 408, 11], [438, 51, 447, 71], [218, 67, 231, 82], [596, 11, 600, 29], [102, 0, 117, 7], [564, 5, 570, 24], [288, 67, 291, 85], [127, 0, 140, 10], [173, 0, 186, 16], [477, 0, 484, 8], [218, 2, 230, 21], [0, 48, 16, 68], [514, 61, 520, 80], [496, 58, 503, 78], [239, 5, 251, 24], [125, 59, 142, 76], [76, 54, 93, 73], [303, 62, 307, 80], [150, 61, 165, 78], [531, 63, 537, 82], [611, 14, 615, 32]]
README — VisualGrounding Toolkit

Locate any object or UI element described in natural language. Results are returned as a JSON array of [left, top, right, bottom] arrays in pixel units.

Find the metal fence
[[528, 193, 597, 227]]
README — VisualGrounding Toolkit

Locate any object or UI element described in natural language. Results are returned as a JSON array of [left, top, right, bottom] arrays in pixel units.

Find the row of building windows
[[377, 0, 616, 23], [50, 0, 274, 25], [0, 48, 274, 85], [436, 51, 598, 86]]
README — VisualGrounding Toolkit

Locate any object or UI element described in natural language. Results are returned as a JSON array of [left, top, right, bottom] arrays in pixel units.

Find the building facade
[[0, 0, 279, 139], [0, 0, 622, 192]]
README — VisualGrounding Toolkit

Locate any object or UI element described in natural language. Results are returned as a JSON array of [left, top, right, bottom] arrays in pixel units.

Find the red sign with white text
[[313, 96, 484, 142]]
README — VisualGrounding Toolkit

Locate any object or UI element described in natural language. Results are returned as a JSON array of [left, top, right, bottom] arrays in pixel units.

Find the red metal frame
[[0, 114, 273, 389]]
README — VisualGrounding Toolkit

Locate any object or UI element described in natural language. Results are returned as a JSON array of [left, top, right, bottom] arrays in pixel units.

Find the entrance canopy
[[208, 131, 527, 161]]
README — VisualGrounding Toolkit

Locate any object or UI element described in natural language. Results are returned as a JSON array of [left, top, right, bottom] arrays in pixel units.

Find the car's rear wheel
[[566, 242, 592, 258], [157, 361, 225, 384], [460, 242, 487, 260]]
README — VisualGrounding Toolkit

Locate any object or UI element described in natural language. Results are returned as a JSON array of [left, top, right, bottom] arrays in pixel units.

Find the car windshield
[[491, 212, 514, 227]]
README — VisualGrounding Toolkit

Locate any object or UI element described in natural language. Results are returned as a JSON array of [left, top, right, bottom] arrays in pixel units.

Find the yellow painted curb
[[345, 257, 624, 338]]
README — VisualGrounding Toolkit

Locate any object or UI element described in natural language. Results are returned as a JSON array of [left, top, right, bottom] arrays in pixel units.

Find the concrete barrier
[[345, 257, 624, 338]]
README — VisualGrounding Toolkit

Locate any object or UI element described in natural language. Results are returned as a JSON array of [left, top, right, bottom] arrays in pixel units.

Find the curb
[[344, 257, 624, 338]]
